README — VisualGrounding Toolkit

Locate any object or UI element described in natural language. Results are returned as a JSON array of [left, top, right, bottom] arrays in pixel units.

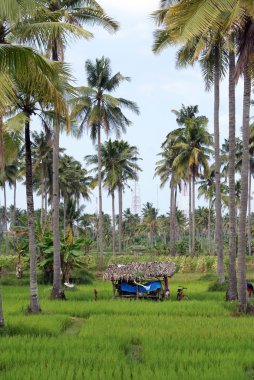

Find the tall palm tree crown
[[71, 57, 139, 140], [71, 56, 139, 260]]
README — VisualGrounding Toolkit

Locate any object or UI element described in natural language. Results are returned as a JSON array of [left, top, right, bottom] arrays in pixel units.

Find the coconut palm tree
[[6, 61, 69, 312], [71, 58, 139, 261], [0, 123, 23, 233], [142, 202, 158, 247], [85, 139, 141, 255], [153, 2, 228, 281], [198, 170, 215, 254], [31, 131, 52, 228], [155, 140, 182, 255], [114, 141, 141, 254], [86, 139, 122, 256], [1, 0, 39, 21], [169, 105, 201, 255], [151, 0, 254, 304], [166, 112, 213, 256], [16, 0, 119, 297], [59, 154, 91, 234], [122, 208, 140, 249]]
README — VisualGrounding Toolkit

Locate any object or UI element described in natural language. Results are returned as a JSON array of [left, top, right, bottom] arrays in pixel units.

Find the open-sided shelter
[[104, 261, 176, 300]]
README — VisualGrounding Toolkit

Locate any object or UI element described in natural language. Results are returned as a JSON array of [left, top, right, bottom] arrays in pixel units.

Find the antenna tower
[[131, 169, 141, 215]]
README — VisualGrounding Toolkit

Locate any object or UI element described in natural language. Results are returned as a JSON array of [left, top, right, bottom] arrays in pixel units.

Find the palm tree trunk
[[170, 176, 176, 255], [208, 199, 211, 254], [248, 169, 252, 256], [118, 182, 123, 254], [97, 126, 104, 263], [0, 112, 4, 251], [25, 118, 40, 312], [44, 160, 48, 220], [40, 167, 44, 228], [51, 42, 65, 299], [238, 69, 251, 312], [173, 186, 177, 252], [44, 186, 47, 222], [0, 289, 4, 327], [63, 197, 66, 238], [111, 191, 116, 256], [192, 173, 196, 256], [214, 43, 225, 283], [3, 182, 7, 230], [227, 47, 238, 300], [13, 179, 16, 226], [189, 177, 192, 255], [3, 182, 8, 254], [0, 114, 4, 170], [51, 120, 64, 299]]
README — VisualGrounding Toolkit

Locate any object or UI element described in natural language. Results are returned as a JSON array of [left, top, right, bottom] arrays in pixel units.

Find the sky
[[4, 0, 246, 216]]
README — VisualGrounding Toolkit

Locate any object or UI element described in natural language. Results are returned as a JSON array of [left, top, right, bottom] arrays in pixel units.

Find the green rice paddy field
[[1, 273, 254, 380]]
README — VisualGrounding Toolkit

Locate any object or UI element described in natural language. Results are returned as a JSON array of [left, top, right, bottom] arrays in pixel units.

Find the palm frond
[[15, 22, 93, 51]]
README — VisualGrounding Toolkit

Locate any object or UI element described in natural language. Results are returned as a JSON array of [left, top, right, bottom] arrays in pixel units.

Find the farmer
[[247, 282, 254, 297]]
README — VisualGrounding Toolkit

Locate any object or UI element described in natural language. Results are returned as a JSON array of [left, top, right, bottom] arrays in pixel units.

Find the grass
[[0, 273, 254, 379]]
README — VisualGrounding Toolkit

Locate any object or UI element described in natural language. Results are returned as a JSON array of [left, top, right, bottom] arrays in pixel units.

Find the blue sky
[[6, 0, 246, 216]]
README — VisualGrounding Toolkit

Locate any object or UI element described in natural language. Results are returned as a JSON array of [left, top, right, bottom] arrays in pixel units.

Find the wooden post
[[164, 276, 169, 299]]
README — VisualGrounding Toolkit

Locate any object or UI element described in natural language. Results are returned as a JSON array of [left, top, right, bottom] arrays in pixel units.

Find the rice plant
[[0, 274, 253, 379]]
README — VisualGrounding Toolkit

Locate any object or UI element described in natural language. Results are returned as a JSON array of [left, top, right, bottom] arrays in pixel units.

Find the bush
[[0, 256, 17, 272], [175, 237, 189, 255], [70, 268, 94, 284], [208, 280, 228, 292]]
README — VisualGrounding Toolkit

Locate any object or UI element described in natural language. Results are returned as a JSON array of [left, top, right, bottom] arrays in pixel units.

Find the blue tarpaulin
[[120, 281, 161, 294]]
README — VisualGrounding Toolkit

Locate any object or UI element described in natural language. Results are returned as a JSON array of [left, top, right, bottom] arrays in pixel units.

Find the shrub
[[175, 237, 189, 255], [70, 268, 94, 284], [208, 280, 228, 292]]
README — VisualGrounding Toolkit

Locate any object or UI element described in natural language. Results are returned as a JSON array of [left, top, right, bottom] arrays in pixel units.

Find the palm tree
[[0, 9, 66, 113], [0, 124, 22, 234], [86, 139, 121, 256], [155, 140, 181, 255], [114, 141, 141, 254], [100, 140, 121, 256], [59, 154, 91, 234], [153, 2, 228, 281], [248, 125, 254, 256], [166, 112, 212, 256], [142, 202, 158, 247], [7, 62, 69, 312], [17, 0, 119, 297], [175, 208, 187, 242], [198, 171, 215, 254], [195, 206, 210, 251], [151, 0, 254, 294], [71, 57, 139, 261], [169, 105, 201, 256], [65, 198, 85, 246], [0, 163, 17, 225], [86, 139, 141, 255], [227, 40, 238, 299], [31, 131, 52, 228], [122, 208, 140, 249], [1, 0, 39, 21]]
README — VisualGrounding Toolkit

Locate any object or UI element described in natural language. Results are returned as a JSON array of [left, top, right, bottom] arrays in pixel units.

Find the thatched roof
[[103, 261, 176, 281]]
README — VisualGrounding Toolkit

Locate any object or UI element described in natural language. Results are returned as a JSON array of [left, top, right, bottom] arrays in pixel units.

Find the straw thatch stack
[[103, 261, 176, 281]]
